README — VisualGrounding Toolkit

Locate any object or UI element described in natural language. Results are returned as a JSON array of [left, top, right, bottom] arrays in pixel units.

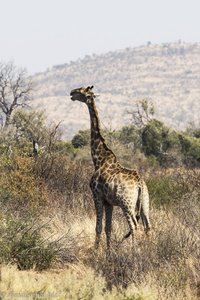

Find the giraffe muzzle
[[70, 91, 77, 101]]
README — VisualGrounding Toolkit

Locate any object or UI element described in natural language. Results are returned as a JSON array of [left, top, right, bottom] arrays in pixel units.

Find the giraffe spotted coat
[[70, 86, 150, 250]]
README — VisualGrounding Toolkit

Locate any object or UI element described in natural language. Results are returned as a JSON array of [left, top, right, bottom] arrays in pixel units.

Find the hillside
[[30, 41, 200, 139]]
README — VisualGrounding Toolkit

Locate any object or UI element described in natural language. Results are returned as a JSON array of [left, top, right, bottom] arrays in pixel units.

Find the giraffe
[[70, 86, 150, 250]]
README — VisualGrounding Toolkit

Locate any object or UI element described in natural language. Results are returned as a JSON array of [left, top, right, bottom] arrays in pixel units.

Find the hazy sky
[[1, 0, 200, 74]]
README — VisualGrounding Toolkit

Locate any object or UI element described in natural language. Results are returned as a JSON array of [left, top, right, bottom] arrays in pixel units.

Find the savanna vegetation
[[0, 65, 199, 299]]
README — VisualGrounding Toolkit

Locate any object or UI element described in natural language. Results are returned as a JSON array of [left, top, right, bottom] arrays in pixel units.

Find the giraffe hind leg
[[123, 230, 132, 240], [120, 210, 138, 245], [136, 214, 140, 222], [121, 213, 138, 241]]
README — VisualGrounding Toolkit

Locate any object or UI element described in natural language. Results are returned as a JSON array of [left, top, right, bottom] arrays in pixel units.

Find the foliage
[[142, 119, 174, 156], [118, 125, 141, 151], [0, 156, 48, 212], [54, 140, 76, 156], [0, 109, 62, 159], [11, 109, 47, 144], [0, 216, 76, 271], [72, 129, 90, 148], [148, 173, 183, 207], [178, 134, 200, 166]]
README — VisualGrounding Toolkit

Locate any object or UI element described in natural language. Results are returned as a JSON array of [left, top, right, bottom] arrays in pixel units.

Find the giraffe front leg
[[94, 200, 103, 249], [104, 202, 113, 251]]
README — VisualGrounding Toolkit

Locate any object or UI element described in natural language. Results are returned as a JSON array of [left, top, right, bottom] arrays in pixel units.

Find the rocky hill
[[30, 41, 200, 139]]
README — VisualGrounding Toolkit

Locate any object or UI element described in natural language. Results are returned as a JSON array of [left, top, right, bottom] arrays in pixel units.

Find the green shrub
[[118, 125, 141, 149], [141, 119, 179, 159], [72, 130, 90, 148], [179, 134, 200, 166], [54, 140, 76, 156], [0, 216, 76, 271], [147, 175, 183, 207]]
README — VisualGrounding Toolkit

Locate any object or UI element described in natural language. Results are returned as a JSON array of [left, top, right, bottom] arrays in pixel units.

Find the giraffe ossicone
[[70, 86, 150, 250]]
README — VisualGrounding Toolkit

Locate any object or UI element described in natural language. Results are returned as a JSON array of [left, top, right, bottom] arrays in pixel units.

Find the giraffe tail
[[139, 183, 151, 233], [135, 187, 142, 222]]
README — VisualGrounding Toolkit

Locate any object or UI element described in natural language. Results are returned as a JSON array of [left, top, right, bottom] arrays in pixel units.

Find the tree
[[141, 119, 173, 157], [0, 62, 32, 126], [129, 98, 154, 129], [12, 109, 62, 156], [72, 130, 90, 148], [178, 134, 200, 166], [12, 109, 47, 144], [118, 125, 141, 151]]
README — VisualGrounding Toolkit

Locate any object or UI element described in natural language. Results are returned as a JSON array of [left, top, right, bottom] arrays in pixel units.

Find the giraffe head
[[70, 86, 95, 104]]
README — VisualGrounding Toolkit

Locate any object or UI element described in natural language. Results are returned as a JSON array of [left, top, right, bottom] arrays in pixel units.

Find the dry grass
[[0, 264, 162, 300], [1, 189, 200, 299], [0, 210, 199, 299], [0, 153, 200, 299], [3, 197, 195, 300]]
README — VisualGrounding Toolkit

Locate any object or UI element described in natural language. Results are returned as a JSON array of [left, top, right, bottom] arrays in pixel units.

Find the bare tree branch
[[0, 61, 32, 126], [128, 98, 155, 128]]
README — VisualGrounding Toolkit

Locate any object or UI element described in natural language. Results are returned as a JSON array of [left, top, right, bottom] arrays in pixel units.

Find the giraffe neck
[[87, 100, 117, 169]]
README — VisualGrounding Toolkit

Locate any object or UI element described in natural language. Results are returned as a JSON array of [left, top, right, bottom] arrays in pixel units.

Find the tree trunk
[[4, 111, 12, 126]]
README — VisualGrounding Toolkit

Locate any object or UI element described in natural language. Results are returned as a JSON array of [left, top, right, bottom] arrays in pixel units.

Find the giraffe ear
[[85, 85, 94, 92], [85, 86, 91, 92]]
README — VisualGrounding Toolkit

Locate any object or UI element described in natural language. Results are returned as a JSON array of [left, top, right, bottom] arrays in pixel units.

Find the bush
[[54, 140, 76, 156], [72, 130, 90, 148], [0, 215, 76, 271], [179, 134, 200, 166], [0, 156, 48, 212], [141, 119, 179, 159], [118, 125, 141, 151], [33, 154, 93, 213], [147, 168, 199, 207], [147, 175, 183, 207]]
